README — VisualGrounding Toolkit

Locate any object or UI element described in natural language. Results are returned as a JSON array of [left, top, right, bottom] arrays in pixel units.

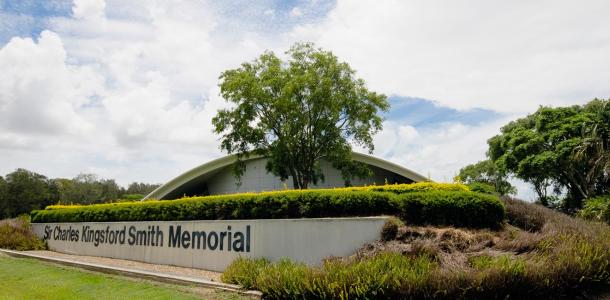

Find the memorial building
[[145, 152, 427, 200]]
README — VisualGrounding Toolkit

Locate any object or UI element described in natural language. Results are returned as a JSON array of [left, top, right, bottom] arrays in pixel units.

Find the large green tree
[[572, 100, 610, 197], [488, 99, 610, 210], [213, 43, 389, 189], [456, 159, 516, 196]]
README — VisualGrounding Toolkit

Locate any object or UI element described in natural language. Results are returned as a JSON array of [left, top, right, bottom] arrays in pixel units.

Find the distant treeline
[[0, 168, 160, 218]]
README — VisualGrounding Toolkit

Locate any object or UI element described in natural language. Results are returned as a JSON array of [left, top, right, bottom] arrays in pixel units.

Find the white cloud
[[372, 117, 514, 183], [0, 31, 102, 136], [287, 0, 610, 113], [290, 7, 303, 18], [72, 0, 106, 20], [0, 1, 247, 183]]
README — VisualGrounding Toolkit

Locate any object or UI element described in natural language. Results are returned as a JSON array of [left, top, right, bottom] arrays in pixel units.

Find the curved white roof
[[144, 152, 428, 200]]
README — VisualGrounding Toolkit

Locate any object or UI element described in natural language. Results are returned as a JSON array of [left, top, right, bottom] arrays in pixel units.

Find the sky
[[1, 0, 610, 200]]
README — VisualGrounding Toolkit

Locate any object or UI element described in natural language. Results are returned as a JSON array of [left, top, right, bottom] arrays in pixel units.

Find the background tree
[[488, 99, 610, 211], [455, 159, 516, 196], [0, 169, 162, 215], [54, 178, 77, 204], [213, 43, 389, 189], [0, 176, 6, 217], [1, 169, 58, 218], [55, 174, 102, 204], [125, 182, 161, 196], [98, 178, 122, 202], [55, 174, 124, 204]]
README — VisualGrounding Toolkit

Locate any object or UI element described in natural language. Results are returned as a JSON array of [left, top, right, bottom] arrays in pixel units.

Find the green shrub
[[395, 191, 505, 228], [579, 196, 610, 224], [224, 247, 609, 299], [221, 257, 270, 289], [466, 182, 497, 195], [255, 259, 314, 299], [221, 252, 543, 299], [221, 253, 437, 299], [117, 194, 145, 201], [0, 216, 46, 251], [31, 190, 505, 229]]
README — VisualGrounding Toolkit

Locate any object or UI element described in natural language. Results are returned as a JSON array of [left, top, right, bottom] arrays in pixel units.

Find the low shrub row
[[221, 252, 574, 300], [31, 188, 504, 228], [222, 253, 438, 299]]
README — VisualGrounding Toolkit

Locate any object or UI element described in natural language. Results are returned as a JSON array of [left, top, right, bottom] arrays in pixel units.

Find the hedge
[[396, 191, 505, 228], [31, 189, 505, 228], [344, 182, 470, 194], [43, 182, 470, 211]]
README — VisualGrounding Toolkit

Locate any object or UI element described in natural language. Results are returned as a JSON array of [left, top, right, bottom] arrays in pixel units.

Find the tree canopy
[[0, 169, 58, 218], [0, 168, 161, 218], [488, 99, 610, 210], [213, 42, 389, 189], [54, 174, 123, 205], [125, 182, 161, 195], [455, 159, 516, 196]]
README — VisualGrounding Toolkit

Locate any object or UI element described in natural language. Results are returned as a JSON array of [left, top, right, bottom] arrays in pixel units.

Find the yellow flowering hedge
[[345, 182, 469, 193], [44, 182, 469, 211], [31, 183, 505, 228]]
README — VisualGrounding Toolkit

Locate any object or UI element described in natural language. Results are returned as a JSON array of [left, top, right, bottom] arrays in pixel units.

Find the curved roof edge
[[351, 152, 429, 183], [144, 152, 429, 200]]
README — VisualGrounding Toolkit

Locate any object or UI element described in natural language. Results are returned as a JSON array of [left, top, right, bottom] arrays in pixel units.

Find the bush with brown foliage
[[501, 196, 548, 231], [0, 216, 46, 251], [380, 217, 403, 241]]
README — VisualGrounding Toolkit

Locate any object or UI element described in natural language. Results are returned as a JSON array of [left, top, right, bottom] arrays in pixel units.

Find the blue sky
[[0, 0, 71, 43], [385, 97, 501, 128], [2, 0, 610, 200]]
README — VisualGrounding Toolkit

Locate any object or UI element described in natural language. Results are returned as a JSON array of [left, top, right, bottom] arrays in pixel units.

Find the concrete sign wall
[[31, 217, 388, 272]]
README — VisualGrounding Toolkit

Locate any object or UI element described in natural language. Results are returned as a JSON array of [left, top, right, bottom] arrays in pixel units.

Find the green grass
[[0, 255, 246, 300]]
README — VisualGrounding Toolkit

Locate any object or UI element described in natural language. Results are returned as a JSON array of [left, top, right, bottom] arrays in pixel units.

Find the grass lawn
[[0, 255, 247, 300]]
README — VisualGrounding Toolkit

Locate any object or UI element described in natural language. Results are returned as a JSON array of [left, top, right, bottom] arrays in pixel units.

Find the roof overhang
[[144, 152, 429, 200]]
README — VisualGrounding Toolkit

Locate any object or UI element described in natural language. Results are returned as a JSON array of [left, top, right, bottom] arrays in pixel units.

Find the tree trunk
[[289, 167, 300, 189], [533, 181, 549, 207]]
